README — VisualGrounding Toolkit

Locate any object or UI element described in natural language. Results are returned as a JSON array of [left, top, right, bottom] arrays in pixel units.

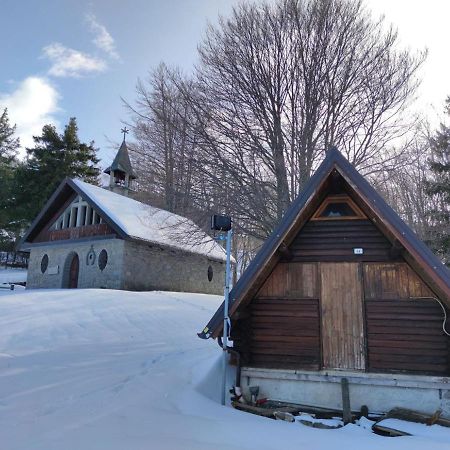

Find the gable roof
[[104, 140, 136, 179], [199, 147, 450, 339], [20, 178, 228, 262]]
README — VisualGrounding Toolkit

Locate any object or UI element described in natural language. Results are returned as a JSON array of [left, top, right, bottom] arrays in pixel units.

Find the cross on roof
[[121, 127, 129, 141]]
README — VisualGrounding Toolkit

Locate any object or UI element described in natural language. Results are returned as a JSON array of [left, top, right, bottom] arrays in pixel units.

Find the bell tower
[[104, 127, 137, 196]]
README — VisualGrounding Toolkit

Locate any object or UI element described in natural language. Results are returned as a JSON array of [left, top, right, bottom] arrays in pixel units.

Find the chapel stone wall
[[122, 240, 226, 295], [26, 239, 125, 290]]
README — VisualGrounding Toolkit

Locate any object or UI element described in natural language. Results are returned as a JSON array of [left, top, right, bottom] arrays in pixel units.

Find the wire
[[409, 296, 450, 337]]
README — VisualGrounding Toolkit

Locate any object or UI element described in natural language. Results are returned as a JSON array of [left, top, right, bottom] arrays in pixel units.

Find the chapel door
[[320, 262, 365, 370], [69, 254, 79, 289]]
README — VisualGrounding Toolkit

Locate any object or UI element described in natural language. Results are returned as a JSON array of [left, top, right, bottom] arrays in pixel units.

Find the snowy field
[[0, 288, 449, 450], [0, 268, 27, 287]]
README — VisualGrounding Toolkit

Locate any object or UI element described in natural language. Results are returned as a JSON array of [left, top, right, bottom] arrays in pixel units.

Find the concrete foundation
[[241, 367, 450, 418]]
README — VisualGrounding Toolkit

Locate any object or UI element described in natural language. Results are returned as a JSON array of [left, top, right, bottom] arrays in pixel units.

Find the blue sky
[[1, 0, 449, 169], [0, 0, 239, 166]]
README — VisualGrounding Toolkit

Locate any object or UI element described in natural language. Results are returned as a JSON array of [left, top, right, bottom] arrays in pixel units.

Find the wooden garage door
[[320, 263, 365, 370]]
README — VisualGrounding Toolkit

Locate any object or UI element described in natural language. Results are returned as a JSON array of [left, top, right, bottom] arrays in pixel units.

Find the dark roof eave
[[198, 148, 450, 340], [18, 178, 130, 251]]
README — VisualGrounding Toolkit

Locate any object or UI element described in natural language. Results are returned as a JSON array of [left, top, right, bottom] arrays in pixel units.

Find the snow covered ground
[[0, 288, 449, 450], [0, 268, 27, 295], [0, 268, 27, 285]]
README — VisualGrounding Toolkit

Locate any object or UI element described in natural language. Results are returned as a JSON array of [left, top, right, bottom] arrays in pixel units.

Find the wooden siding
[[289, 219, 395, 262], [364, 263, 433, 299], [364, 263, 450, 375], [232, 263, 321, 370], [320, 263, 365, 370], [35, 223, 115, 243], [257, 263, 318, 298]]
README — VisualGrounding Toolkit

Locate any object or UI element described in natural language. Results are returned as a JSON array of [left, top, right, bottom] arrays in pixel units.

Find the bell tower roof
[[104, 128, 136, 197], [103, 140, 136, 179], [103, 127, 136, 179]]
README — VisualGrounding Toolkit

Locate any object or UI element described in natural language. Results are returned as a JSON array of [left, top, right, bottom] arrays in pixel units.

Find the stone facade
[[122, 241, 225, 295], [27, 239, 125, 290], [27, 238, 226, 294]]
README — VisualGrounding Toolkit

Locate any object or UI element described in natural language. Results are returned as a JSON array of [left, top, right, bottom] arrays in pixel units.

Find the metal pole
[[221, 228, 233, 405]]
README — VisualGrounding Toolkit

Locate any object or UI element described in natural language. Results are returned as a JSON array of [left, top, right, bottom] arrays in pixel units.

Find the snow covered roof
[[71, 179, 228, 262], [20, 177, 229, 262]]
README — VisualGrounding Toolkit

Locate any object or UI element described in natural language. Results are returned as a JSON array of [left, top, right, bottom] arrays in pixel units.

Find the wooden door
[[320, 263, 365, 370], [69, 254, 79, 289]]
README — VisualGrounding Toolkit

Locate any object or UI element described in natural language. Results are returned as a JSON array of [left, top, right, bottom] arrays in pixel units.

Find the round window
[[41, 254, 49, 273], [207, 265, 213, 282], [98, 249, 108, 271]]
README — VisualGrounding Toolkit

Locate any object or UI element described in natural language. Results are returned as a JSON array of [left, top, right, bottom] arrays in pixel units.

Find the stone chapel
[[20, 134, 227, 294]]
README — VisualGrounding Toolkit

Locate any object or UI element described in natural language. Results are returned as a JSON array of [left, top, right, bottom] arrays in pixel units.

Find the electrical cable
[[409, 296, 450, 337]]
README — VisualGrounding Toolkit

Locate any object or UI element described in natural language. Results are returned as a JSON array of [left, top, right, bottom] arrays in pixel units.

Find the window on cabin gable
[[312, 195, 366, 220], [320, 202, 356, 217]]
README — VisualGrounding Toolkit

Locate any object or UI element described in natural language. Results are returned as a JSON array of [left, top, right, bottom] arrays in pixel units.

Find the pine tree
[[0, 108, 19, 163], [12, 117, 100, 227], [426, 98, 450, 266], [0, 109, 20, 253]]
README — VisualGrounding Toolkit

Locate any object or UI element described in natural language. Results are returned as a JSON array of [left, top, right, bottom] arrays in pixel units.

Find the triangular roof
[[199, 148, 450, 339], [104, 140, 136, 179], [20, 178, 228, 262]]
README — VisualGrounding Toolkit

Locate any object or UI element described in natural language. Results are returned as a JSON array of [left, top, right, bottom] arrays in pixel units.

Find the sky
[[1, 0, 449, 169]]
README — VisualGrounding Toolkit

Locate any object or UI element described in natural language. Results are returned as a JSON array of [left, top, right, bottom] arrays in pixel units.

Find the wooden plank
[[257, 263, 320, 298], [288, 219, 395, 263], [367, 333, 447, 343], [386, 407, 450, 428], [364, 263, 450, 375], [320, 262, 365, 370], [363, 263, 434, 300], [368, 339, 447, 350]]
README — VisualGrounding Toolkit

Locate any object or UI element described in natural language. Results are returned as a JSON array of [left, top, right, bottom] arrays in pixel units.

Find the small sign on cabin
[[353, 248, 364, 255]]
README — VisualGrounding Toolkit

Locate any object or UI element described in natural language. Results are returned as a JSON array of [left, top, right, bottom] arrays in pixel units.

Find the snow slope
[[0, 289, 448, 450]]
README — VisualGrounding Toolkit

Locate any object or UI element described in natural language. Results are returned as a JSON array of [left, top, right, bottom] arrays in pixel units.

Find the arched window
[[98, 249, 108, 271], [207, 265, 214, 282], [41, 254, 49, 273]]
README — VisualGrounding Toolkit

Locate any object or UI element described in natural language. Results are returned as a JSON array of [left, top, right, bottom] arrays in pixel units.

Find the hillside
[[0, 288, 448, 450]]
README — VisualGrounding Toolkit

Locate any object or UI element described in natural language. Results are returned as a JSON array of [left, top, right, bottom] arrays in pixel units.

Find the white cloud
[[42, 43, 107, 78], [86, 13, 120, 60], [0, 77, 60, 156]]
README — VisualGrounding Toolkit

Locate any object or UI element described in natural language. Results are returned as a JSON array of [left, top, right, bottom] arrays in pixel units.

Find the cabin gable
[[230, 167, 450, 377]]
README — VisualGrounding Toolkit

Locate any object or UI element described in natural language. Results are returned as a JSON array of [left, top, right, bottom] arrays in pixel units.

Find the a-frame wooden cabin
[[199, 148, 450, 416]]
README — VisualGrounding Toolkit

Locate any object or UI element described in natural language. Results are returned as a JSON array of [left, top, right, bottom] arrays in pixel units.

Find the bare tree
[[125, 64, 199, 215], [126, 0, 425, 252], [374, 126, 436, 240], [182, 0, 424, 238]]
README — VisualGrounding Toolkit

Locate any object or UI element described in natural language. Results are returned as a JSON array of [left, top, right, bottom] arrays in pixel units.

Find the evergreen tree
[[12, 117, 100, 226], [0, 109, 20, 252], [426, 98, 450, 266], [0, 108, 19, 163]]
